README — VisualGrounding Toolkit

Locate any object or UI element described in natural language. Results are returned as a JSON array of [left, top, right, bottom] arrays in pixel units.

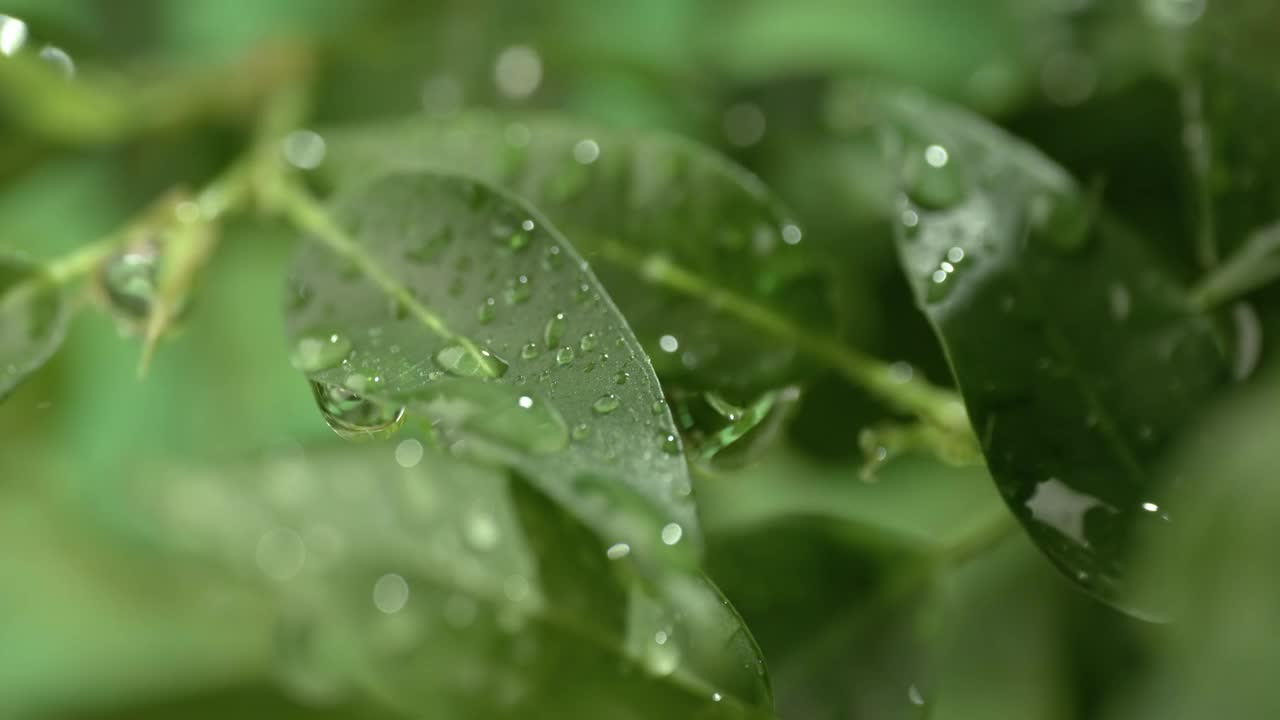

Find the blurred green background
[[2, 1, 1278, 718]]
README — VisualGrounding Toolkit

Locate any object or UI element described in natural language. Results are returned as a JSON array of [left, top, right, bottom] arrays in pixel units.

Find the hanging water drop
[[310, 381, 406, 441]]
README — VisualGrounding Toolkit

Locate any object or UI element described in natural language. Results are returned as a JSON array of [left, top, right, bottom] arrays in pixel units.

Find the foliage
[[2, 1, 1280, 718]]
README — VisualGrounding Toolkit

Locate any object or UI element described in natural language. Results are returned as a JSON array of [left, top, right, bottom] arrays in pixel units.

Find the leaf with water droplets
[[0, 253, 69, 401], [315, 113, 835, 415], [284, 172, 697, 565], [868, 83, 1230, 612], [6, 445, 770, 718]]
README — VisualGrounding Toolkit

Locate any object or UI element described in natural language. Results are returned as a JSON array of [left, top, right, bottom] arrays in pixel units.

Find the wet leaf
[[315, 113, 835, 403], [866, 83, 1230, 611], [284, 173, 698, 564], [0, 253, 69, 400], [3, 445, 771, 719]]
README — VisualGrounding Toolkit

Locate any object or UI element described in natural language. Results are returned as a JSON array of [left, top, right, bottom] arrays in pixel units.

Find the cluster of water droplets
[[0, 14, 75, 77]]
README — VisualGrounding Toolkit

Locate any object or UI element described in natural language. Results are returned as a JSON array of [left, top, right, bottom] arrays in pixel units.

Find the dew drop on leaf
[[555, 347, 575, 365], [544, 311, 566, 348], [433, 342, 509, 378], [592, 394, 620, 415]]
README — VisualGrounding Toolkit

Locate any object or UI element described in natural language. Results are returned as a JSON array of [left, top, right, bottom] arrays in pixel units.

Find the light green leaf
[[862, 82, 1230, 612], [0, 253, 69, 400], [284, 173, 697, 564], [7, 444, 771, 719]]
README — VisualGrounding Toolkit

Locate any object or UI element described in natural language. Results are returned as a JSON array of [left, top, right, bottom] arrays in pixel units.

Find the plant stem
[[1189, 219, 1280, 310], [594, 241, 976, 450]]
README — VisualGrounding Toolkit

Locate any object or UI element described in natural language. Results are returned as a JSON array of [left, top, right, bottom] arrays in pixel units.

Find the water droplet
[[433, 342, 508, 378], [1232, 302, 1263, 382], [658, 335, 679, 353], [606, 542, 630, 559], [0, 15, 29, 57], [571, 423, 590, 440], [573, 283, 592, 304], [781, 223, 803, 245], [542, 245, 564, 271], [661, 522, 683, 545], [659, 433, 680, 455], [505, 275, 532, 304], [477, 297, 497, 324], [37, 45, 74, 79], [579, 332, 597, 352], [290, 333, 352, 373], [555, 347, 575, 365], [494, 45, 542, 99], [650, 399, 666, 415], [507, 232, 530, 252], [465, 511, 501, 550], [282, 130, 327, 170], [908, 684, 925, 706], [373, 573, 410, 614], [644, 634, 680, 677], [311, 382, 406, 441], [520, 342, 540, 360], [712, 692, 723, 703], [903, 142, 965, 210], [395, 439, 424, 468], [592, 394, 620, 415], [613, 370, 629, 385], [572, 138, 600, 164], [544, 312, 566, 348], [100, 242, 160, 321]]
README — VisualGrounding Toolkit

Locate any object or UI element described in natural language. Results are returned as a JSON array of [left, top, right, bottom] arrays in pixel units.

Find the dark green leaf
[[284, 173, 698, 564], [0, 253, 68, 400], [315, 112, 833, 402], [1181, 0, 1280, 268], [7, 444, 771, 719], [865, 83, 1230, 611]]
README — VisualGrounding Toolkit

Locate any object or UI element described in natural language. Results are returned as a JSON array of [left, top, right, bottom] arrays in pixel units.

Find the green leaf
[[865, 83, 1230, 611], [6, 444, 771, 719], [0, 253, 69, 400], [1122, 370, 1280, 718], [283, 173, 698, 565], [315, 112, 833, 401]]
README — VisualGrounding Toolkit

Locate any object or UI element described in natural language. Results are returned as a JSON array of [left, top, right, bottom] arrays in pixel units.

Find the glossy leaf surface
[[284, 172, 698, 562], [863, 83, 1230, 609]]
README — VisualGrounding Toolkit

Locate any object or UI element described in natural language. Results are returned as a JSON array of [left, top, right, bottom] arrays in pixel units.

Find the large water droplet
[[579, 332, 597, 352], [592, 394, 620, 415], [311, 381, 406, 441], [555, 347, 575, 366], [433, 342, 508, 378], [290, 332, 352, 373]]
